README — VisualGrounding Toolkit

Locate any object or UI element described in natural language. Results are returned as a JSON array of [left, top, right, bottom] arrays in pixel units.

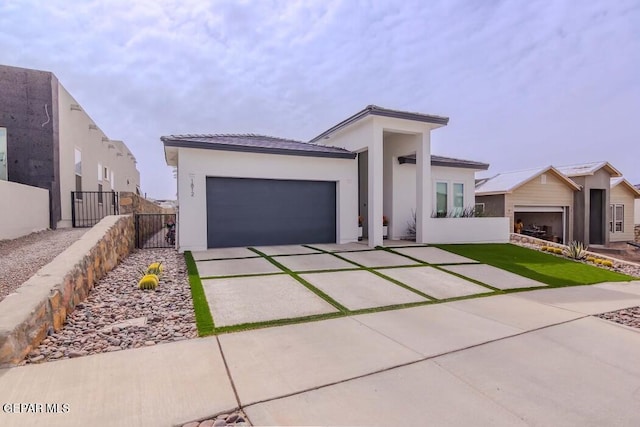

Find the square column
[[416, 130, 431, 243], [368, 128, 384, 247]]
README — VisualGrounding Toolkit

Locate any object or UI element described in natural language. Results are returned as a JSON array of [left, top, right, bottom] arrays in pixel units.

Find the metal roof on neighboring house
[[398, 154, 489, 170], [475, 166, 581, 195], [611, 177, 640, 197], [161, 134, 357, 159], [309, 105, 449, 143], [555, 161, 622, 178]]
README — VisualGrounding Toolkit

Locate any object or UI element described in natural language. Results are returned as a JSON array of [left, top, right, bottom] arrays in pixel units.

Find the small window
[[436, 182, 448, 216], [98, 184, 103, 204], [610, 204, 624, 233], [104, 166, 108, 179], [453, 183, 464, 215]]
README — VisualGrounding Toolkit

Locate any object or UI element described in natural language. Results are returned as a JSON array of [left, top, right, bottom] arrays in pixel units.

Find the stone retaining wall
[[0, 215, 134, 367], [510, 233, 567, 249], [119, 192, 174, 215], [636, 225, 640, 243]]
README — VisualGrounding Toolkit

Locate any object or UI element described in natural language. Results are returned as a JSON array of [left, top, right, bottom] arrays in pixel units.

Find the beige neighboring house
[[477, 161, 639, 246], [475, 166, 580, 244], [636, 184, 640, 225], [609, 178, 640, 242]]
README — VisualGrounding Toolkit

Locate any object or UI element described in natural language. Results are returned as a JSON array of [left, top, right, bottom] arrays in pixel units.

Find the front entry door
[[589, 189, 604, 245]]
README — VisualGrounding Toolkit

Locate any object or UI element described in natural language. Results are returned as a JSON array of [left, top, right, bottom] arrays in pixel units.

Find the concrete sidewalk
[[1, 282, 639, 426]]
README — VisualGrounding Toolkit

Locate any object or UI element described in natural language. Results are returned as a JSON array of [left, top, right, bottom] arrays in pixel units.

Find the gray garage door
[[206, 177, 336, 248]]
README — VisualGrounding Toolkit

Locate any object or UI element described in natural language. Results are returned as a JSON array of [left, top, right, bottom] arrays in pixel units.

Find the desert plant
[[146, 261, 163, 276], [594, 259, 604, 265], [540, 246, 549, 252], [586, 256, 596, 263], [553, 248, 563, 254], [431, 206, 479, 219], [601, 260, 614, 268], [407, 210, 417, 240], [563, 241, 588, 260], [138, 274, 159, 290]]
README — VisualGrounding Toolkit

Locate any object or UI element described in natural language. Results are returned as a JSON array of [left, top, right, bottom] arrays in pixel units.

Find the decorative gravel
[[0, 228, 87, 303], [597, 306, 640, 330], [23, 248, 197, 364], [181, 410, 251, 427]]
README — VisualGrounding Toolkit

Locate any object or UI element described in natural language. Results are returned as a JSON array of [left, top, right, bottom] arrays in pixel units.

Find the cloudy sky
[[1, 0, 638, 199]]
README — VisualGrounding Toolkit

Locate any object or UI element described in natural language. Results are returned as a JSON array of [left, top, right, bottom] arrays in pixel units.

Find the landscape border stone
[[0, 215, 134, 367]]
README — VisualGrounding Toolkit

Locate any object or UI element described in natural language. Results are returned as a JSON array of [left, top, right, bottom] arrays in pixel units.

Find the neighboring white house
[[0, 64, 140, 229], [163, 105, 509, 252]]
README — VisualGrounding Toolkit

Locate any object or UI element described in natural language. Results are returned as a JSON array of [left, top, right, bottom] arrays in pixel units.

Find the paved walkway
[[1, 281, 640, 426]]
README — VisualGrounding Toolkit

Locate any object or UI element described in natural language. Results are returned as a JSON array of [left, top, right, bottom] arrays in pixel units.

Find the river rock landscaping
[[181, 410, 251, 427], [22, 248, 196, 364], [597, 306, 640, 330]]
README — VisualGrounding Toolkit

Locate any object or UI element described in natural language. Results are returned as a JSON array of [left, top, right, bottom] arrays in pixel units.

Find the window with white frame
[[613, 204, 624, 232], [98, 183, 103, 204], [436, 182, 448, 217], [74, 148, 82, 200], [453, 183, 464, 215], [98, 163, 103, 181]]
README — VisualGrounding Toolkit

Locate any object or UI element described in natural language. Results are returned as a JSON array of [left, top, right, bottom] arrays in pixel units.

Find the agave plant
[[563, 241, 588, 260]]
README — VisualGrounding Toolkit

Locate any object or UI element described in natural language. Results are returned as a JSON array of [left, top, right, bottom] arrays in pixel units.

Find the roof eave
[[162, 139, 356, 159], [398, 156, 489, 170], [309, 105, 449, 143]]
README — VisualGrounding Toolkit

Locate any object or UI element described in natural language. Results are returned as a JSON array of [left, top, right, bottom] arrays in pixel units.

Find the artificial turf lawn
[[184, 251, 215, 336], [435, 243, 635, 287]]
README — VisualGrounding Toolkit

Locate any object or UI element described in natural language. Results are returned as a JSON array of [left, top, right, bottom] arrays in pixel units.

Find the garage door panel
[[206, 177, 336, 248]]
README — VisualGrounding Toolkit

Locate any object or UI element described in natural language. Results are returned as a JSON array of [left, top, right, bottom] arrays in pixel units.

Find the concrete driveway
[[2, 281, 640, 426], [193, 244, 548, 328]]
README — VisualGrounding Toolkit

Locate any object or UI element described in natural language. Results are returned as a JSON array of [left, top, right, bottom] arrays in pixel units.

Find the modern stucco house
[[0, 64, 140, 228], [476, 161, 640, 246], [163, 105, 509, 252]]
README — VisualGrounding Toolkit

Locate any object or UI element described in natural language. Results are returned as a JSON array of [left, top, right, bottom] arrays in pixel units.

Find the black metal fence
[[71, 191, 119, 227], [135, 213, 177, 249]]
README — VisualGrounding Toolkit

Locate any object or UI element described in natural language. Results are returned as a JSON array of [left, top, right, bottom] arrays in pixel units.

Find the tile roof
[[399, 154, 489, 170], [556, 161, 622, 177], [161, 134, 356, 159]]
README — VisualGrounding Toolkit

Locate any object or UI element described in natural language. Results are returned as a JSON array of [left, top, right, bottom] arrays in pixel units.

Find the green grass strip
[[435, 243, 635, 286], [184, 251, 215, 336], [214, 311, 345, 334], [248, 247, 350, 313]]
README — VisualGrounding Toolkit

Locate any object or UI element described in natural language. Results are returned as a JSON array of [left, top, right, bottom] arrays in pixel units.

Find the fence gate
[[71, 191, 119, 227], [135, 213, 177, 249]]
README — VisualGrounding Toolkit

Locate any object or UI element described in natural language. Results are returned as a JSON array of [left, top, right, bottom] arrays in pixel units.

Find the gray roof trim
[[309, 105, 449, 143], [161, 134, 356, 159], [398, 154, 490, 170]]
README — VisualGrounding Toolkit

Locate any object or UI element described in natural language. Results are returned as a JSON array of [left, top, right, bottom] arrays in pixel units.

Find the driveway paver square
[[380, 266, 491, 299], [196, 257, 281, 277], [274, 253, 355, 272], [191, 247, 258, 260], [300, 270, 428, 310], [218, 317, 422, 405], [307, 242, 371, 252], [393, 246, 477, 264], [202, 275, 338, 327], [442, 264, 547, 290], [337, 250, 420, 268], [254, 245, 321, 256]]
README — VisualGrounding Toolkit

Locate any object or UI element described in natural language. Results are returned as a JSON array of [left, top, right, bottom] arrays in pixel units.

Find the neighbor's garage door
[[206, 177, 336, 248]]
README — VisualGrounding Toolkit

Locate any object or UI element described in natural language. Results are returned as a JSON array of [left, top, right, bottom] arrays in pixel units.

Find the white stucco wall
[[0, 180, 49, 239], [424, 217, 510, 244], [176, 147, 358, 252], [57, 84, 140, 227]]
